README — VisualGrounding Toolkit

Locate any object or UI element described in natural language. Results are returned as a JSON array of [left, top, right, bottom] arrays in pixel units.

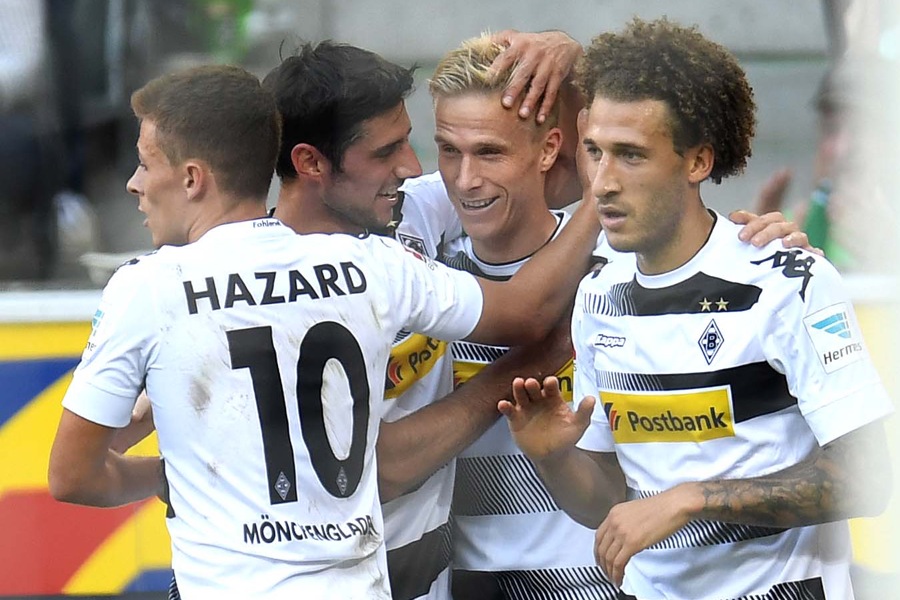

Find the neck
[[274, 179, 365, 235], [470, 205, 559, 264], [637, 204, 715, 275], [186, 196, 268, 243]]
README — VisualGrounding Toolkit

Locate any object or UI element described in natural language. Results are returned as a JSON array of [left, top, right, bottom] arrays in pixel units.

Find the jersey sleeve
[[374, 236, 483, 342], [759, 253, 893, 446], [572, 282, 616, 453], [61, 260, 159, 428]]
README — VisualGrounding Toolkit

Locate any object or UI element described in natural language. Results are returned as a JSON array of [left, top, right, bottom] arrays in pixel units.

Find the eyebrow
[[372, 127, 412, 156], [583, 137, 647, 152]]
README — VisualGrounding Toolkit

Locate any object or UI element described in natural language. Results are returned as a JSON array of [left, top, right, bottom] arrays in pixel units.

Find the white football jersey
[[446, 212, 619, 600], [381, 171, 463, 600], [62, 218, 483, 600], [575, 212, 893, 600]]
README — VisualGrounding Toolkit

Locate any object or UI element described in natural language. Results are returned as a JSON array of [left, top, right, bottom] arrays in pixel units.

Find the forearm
[[533, 448, 625, 528], [378, 378, 502, 502], [52, 451, 163, 508], [512, 200, 599, 324], [380, 320, 574, 501], [50, 409, 165, 507], [475, 202, 599, 344], [681, 423, 891, 527]]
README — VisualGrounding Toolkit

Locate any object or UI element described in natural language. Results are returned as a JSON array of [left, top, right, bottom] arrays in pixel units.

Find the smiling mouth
[[459, 197, 498, 210], [377, 190, 400, 202]]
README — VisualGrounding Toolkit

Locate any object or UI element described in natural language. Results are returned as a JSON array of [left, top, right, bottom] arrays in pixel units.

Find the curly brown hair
[[576, 17, 755, 184]]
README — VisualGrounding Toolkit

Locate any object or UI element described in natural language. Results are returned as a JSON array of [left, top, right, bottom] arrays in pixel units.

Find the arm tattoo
[[695, 423, 888, 528]]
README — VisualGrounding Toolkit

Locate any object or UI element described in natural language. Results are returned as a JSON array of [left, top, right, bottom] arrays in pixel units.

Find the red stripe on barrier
[[0, 490, 150, 594]]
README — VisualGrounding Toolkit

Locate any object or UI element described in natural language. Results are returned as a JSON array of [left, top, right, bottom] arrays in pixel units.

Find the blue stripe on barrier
[[0, 358, 79, 426]]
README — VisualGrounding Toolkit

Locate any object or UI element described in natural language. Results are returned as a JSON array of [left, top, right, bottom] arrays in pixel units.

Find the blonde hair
[[429, 33, 559, 127]]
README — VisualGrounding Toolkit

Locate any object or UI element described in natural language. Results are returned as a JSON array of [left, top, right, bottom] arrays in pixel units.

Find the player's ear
[[539, 127, 563, 173], [291, 144, 331, 181], [183, 161, 207, 201], [687, 144, 714, 184]]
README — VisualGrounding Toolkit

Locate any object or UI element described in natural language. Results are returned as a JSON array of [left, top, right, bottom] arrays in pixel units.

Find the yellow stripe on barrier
[[63, 500, 171, 594], [0, 374, 71, 495], [0, 322, 92, 360]]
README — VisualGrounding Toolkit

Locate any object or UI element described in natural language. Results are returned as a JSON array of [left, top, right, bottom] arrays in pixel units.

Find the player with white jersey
[[264, 39, 590, 600], [574, 217, 892, 599], [97, 36, 815, 600], [500, 18, 893, 600], [427, 36, 619, 599], [47, 65, 600, 600], [444, 211, 618, 599], [66, 221, 484, 598]]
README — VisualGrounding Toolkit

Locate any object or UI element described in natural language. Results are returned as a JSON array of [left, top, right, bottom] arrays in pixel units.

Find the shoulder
[[106, 248, 168, 288], [399, 170, 447, 197], [397, 171, 461, 257]]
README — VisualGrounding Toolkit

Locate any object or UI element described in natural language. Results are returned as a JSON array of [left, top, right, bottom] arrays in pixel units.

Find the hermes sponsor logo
[[803, 302, 865, 373]]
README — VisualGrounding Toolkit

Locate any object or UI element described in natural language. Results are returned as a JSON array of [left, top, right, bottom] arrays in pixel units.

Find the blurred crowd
[[0, 0, 897, 286], [0, 0, 259, 284]]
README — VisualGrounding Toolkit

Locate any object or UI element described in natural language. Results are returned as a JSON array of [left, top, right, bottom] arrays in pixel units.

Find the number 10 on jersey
[[226, 322, 370, 505]]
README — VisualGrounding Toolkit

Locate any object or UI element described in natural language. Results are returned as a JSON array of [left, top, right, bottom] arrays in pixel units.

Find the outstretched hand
[[729, 209, 823, 256], [498, 376, 595, 462], [488, 29, 582, 123]]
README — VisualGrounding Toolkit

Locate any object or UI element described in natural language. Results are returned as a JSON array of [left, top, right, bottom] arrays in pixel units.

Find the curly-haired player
[[500, 17, 892, 600]]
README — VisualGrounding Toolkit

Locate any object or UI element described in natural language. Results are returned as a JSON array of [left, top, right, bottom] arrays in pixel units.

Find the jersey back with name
[[62, 219, 482, 599]]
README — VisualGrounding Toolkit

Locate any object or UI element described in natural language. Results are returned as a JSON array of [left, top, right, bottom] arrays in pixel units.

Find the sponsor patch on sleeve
[[803, 302, 865, 373]]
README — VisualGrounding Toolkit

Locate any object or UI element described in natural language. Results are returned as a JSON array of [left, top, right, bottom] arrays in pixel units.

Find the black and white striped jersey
[[448, 211, 619, 600], [575, 212, 893, 600]]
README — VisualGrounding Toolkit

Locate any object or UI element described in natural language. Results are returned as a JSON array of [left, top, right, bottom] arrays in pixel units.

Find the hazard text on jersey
[[182, 262, 367, 314]]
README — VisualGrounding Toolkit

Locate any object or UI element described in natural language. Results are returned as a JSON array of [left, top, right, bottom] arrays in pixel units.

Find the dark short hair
[[263, 40, 416, 177], [577, 17, 756, 184], [131, 64, 281, 199]]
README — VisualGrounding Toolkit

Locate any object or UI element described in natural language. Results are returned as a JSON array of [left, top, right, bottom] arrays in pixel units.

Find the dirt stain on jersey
[[190, 376, 211, 415]]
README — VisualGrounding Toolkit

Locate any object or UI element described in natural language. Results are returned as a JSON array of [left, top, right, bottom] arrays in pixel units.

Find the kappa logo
[[588, 255, 610, 279], [811, 312, 851, 339], [751, 249, 815, 301], [593, 333, 626, 348]]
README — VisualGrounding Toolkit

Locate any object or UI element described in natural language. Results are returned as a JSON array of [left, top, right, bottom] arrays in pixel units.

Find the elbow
[[496, 319, 554, 346], [48, 468, 87, 505], [377, 468, 413, 504], [48, 456, 104, 506], [378, 479, 403, 504]]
